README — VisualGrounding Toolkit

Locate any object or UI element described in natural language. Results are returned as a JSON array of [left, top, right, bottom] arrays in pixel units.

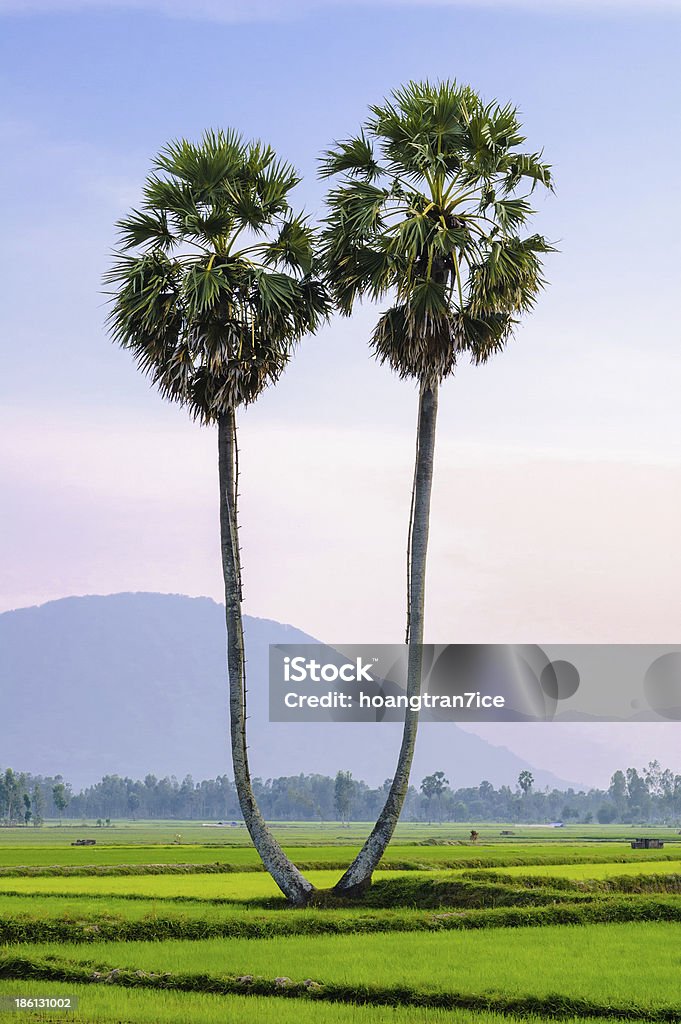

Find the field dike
[[0, 863, 267, 878], [465, 871, 681, 894], [355, 875, 595, 908], [2, 847, 680, 878], [3, 896, 681, 944], [1, 953, 679, 1022]]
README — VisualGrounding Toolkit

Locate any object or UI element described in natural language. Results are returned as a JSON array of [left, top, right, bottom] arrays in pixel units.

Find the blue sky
[[1, 2, 679, 422], [1, 0, 679, 604], [1, 1, 680, 781]]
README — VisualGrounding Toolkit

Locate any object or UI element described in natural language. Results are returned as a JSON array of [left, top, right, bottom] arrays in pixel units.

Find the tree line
[[2, 762, 680, 826], [0, 769, 69, 826]]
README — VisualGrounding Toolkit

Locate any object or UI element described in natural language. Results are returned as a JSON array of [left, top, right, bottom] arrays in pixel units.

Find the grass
[[0, 869, 409, 902], [12, 922, 681, 1009], [3, 843, 681, 878], [2, 862, 681, 903], [5, 891, 681, 945], [3, 824, 681, 1022], [0, 981, 645, 1024], [2, 820, 680, 854], [483, 860, 681, 881], [2, 874, 591, 910]]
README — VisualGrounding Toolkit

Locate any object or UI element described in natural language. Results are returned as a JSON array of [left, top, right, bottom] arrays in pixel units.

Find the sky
[[1, 0, 680, 785]]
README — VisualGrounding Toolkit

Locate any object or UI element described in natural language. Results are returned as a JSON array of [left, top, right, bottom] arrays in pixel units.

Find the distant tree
[[52, 782, 69, 822], [31, 785, 44, 827], [453, 801, 467, 822], [334, 771, 354, 826], [608, 770, 627, 817], [644, 760, 663, 797], [22, 793, 32, 826], [626, 768, 651, 820], [127, 793, 141, 820], [420, 771, 449, 823], [2, 769, 19, 822], [659, 768, 677, 817], [478, 780, 494, 800], [597, 805, 616, 824], [609, 770, 626, 799], [518, 771, 534, 796]]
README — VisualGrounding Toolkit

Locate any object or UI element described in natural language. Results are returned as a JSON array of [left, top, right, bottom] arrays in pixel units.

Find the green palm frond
[[327, 244, 398, 314], [491, 197, 534, 231], [499, 151, 553, 193], [469, 234, 554, 316], [325, 181, 391, 238], [243, 137, 277, 177], [262, 218, 314, 274], [154, 129, 248, 190], [116, 209, 176, 252], [255, 158, 300, 207], [319, 132, 380, 180], [320, 79, 554, 382], [141, 176, 199, 224]]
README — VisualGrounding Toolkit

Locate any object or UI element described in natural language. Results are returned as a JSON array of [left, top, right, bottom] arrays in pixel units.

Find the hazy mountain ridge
[[1, 593, 578, 790]]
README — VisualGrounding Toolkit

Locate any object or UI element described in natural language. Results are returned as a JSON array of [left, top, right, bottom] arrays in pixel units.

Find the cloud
[[0, 0, 676, 19]]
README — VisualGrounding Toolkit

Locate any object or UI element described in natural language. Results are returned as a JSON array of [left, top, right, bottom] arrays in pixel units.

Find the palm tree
[[106, 130, 328, 905], [518, 770, 534, 796], [320, 80, 553, 895]]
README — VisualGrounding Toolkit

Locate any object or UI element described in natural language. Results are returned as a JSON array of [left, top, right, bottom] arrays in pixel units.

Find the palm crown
[[106, 129, 328, 420], [320, 80, 554, 384]]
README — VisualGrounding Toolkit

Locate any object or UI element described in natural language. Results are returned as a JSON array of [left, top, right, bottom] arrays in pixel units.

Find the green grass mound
[[466, 870, 681, 894], [0, 897, 628, 945], [350, 874, 594, 909]]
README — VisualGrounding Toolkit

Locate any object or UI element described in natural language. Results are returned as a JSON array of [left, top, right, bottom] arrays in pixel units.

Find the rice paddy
[[1, 822, 680, 1022]]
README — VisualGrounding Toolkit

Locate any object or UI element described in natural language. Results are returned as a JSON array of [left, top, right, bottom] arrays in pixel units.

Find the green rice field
[[0, 869, 401, 901], [0, 980, 641, 1024], [1, 821, 681, 1021], [17, 922, 681, 1006], [490, 859, 681, 880]]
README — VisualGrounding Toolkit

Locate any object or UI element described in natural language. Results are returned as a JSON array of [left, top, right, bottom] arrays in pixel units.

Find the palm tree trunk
[[334, 381, 439, 896], [218, 410, 315, 906]]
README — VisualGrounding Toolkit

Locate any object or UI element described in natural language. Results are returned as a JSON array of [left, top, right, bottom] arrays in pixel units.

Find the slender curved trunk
[[334, 382, 439, 896], [218, 410, 315, 906]]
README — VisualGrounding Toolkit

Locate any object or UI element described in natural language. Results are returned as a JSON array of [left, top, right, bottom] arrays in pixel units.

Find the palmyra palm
[[320, 80, 553, 895], [106, 130, 328, 905]]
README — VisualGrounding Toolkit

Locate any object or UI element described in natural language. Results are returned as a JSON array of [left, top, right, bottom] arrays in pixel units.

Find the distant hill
[[0, 593, 578, 790]]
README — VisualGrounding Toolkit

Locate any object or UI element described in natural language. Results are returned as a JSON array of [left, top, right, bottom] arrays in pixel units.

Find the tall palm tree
[[106, 130, 328, 905], [320, 80, 553, 895]]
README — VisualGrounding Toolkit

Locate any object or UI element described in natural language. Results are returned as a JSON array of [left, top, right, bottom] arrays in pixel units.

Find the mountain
[[0, 593, 579, 790]]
